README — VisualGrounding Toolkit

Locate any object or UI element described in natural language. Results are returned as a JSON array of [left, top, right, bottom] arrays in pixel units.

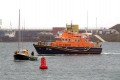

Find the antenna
[[24, 20, 25, 30], [18, 9, 20, 50], [96, 17, 97, 29], [21, 25, 24, 50], [86, 11, 88, 33], [96, 17, 97, 34], [10, 21, 12, 29], [71, 21, 73, 32]]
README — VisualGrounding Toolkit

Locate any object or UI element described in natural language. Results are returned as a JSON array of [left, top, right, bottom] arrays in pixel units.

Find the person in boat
[[38, 40, 45, 46], [38, 41, 42, 45], [95, 40, 100, 48], [31, 51, 34, 57], [24, 50, 28, 55], [14, 50, 18, 54]]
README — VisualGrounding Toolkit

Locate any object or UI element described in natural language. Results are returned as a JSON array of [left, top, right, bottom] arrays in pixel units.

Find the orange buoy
[[39, 56, 48, 69]]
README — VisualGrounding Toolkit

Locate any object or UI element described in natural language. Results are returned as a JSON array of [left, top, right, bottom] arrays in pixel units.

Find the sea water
[[0, 42, 120, 80]]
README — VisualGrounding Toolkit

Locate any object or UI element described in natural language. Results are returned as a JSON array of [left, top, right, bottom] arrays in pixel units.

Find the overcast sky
[[0, 0, 120, 29]]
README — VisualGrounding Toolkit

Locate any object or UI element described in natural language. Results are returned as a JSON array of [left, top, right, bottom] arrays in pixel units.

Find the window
[[75, 39, 77, 42], [62, 38, 64, 41], [68, 39, 71, 41], [65, 39, 67, 41]]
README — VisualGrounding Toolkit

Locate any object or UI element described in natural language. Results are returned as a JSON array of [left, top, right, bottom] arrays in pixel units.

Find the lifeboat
[[33, 23, 102, 55]]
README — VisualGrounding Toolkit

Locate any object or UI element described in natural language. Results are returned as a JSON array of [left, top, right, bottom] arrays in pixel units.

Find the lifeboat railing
[[38, 41, 51, 46]]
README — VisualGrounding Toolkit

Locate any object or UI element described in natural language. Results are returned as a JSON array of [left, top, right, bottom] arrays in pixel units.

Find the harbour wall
[[0, 25, 120, 42]]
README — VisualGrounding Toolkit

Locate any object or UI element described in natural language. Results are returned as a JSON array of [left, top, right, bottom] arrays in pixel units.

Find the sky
[[0, 0, 120, 29]]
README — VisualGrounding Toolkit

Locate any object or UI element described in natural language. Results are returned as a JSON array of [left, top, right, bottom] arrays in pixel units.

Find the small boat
[[33, 22, 102, 55], [29, 51, 38, 61], [29, 56, 38, 61], [14, 9, 30, 60]]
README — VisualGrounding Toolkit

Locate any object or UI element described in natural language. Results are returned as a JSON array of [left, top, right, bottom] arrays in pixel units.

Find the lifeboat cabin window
[[61, 38, 71, 41], [62, 38, 64, 41], [68, 39, 71, 41], [74, 39, 80, 42], [75, 39, 77, 42], [56, 38, 60, 40], [65, 39, 67, 41]]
